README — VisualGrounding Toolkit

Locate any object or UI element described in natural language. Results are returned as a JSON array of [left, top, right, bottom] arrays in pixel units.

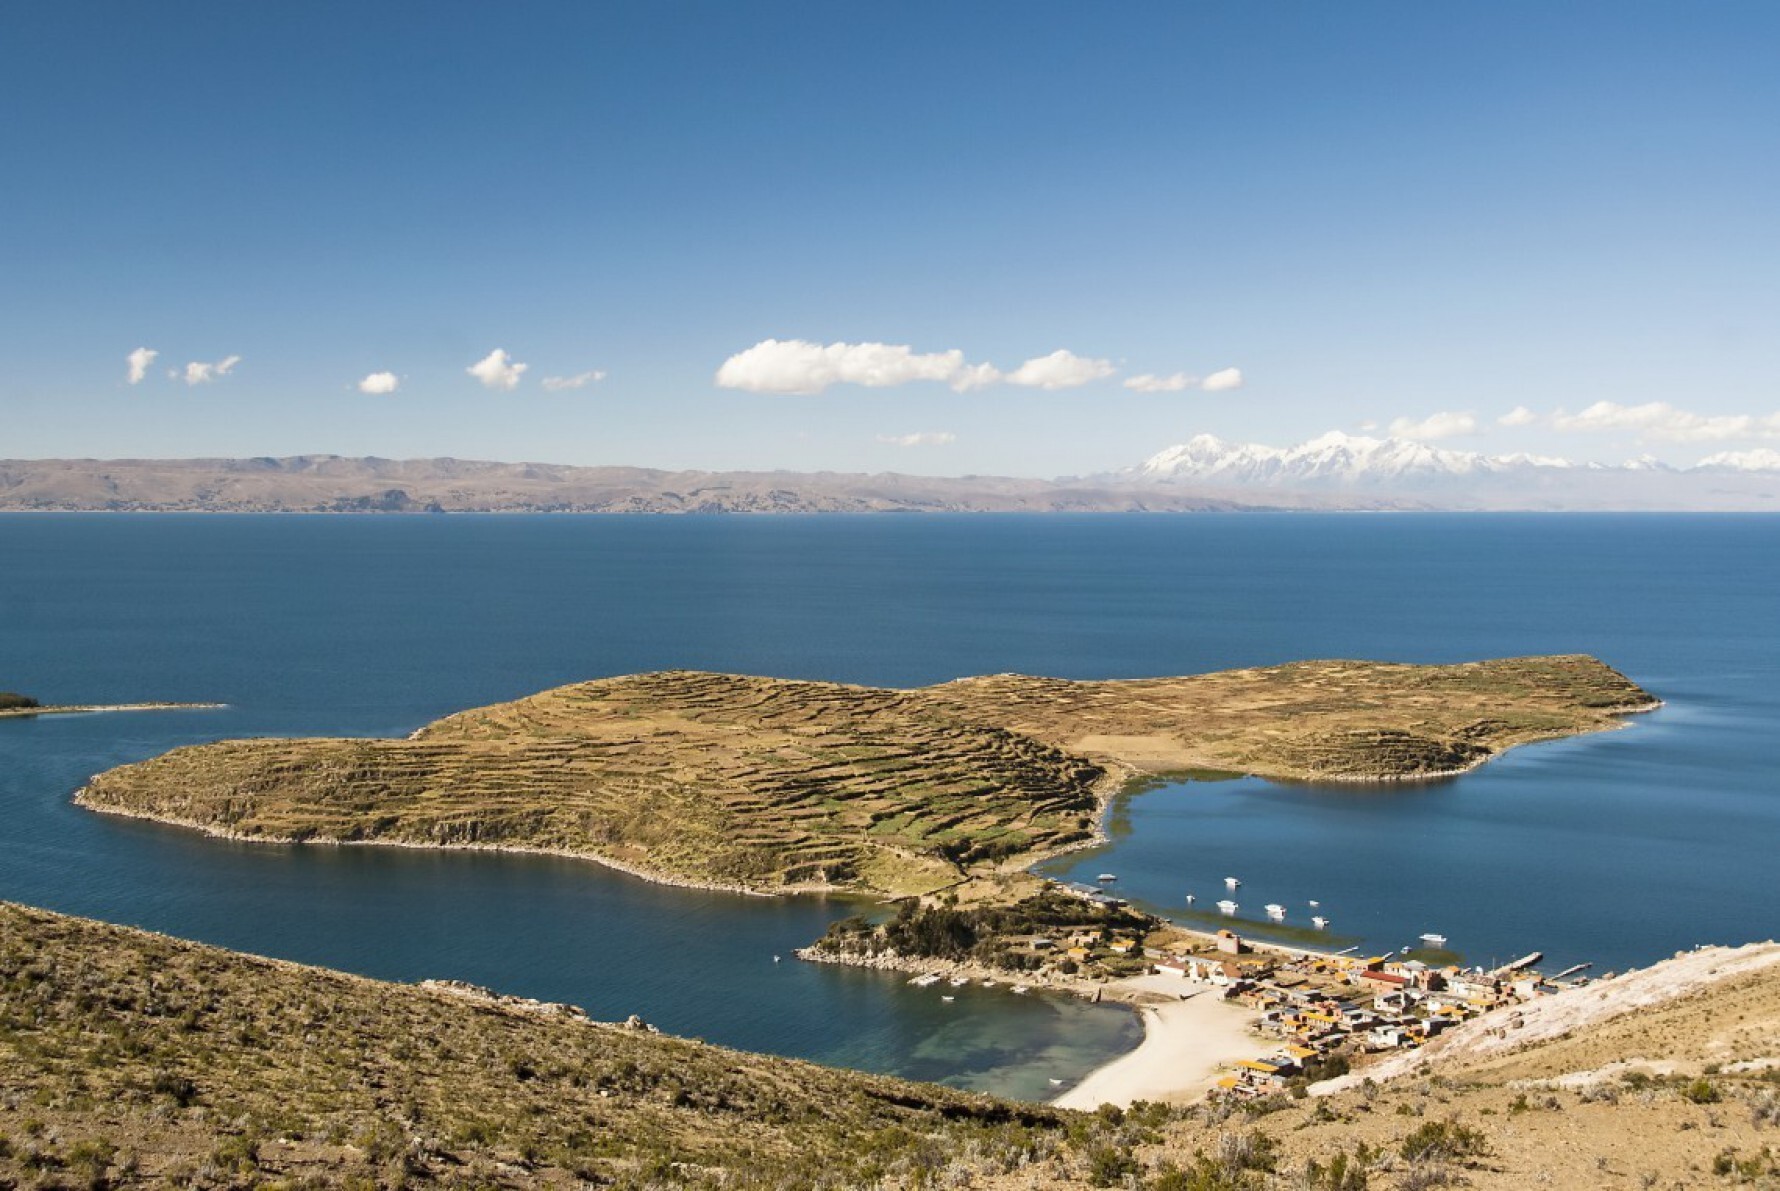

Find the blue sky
[[4, 2, 1777, 475]]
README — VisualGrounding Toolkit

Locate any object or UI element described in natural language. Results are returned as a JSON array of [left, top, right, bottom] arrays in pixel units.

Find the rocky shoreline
[[794, 945, 1115, 1002], [70, 791, 804, 900]]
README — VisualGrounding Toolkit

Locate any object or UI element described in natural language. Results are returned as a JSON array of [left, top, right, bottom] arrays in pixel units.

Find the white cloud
[[1200, 367, 1244, 392], [949, 362, 1003, 392], [1387, 411, 1479, 441], [126, 347, 158, 385], [357, 371, 400, 395], [1551, 400, 1780, 443], [179, 355, 241, 385], [1498, 405, 1538, 427], [1697, 448, 1780, 470], [876, 431, 956, 447], [715, 338, 978, 395], [1004, 349, 1116, 390], [540, 370, 607, 392], [1124, 372, 1198, 393], [467, 348, 528, 390]]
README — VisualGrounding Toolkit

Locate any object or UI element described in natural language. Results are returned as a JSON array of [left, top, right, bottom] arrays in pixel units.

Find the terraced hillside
[[928, 653, 1657, 781], [77, 656, 1655, 895]]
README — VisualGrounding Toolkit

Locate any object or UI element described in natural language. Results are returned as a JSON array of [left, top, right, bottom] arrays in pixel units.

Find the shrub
[[1683, 1078, 1720, 1104], [1398, 1117, 1487, 1164]]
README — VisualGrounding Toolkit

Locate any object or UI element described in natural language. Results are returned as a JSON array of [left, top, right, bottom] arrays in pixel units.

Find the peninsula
[[76, 655, 1656, 898], [0, 699, 225, 720]]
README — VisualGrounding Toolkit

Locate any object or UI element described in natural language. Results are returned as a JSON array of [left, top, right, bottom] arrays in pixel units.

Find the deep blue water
[[2, 513, 1776, 1092]]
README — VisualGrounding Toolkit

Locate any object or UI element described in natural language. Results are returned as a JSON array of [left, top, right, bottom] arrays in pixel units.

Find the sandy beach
[[1053, 973, 1261, 1110]]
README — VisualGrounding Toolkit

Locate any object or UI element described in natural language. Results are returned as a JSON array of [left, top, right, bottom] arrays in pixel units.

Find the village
[[1040, 878, 1578, 1100]]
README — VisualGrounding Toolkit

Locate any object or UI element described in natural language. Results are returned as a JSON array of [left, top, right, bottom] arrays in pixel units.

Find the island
[[76, 654, 1655, 900], [0, 690, 224, 720]]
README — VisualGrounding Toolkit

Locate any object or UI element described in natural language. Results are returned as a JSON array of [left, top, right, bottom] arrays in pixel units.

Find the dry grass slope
[[4, 903, 1773, 1190], [0, 903, 1092, 1189], [77, 657, 1655, 896]]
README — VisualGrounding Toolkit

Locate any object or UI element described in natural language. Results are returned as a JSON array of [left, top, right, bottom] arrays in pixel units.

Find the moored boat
[[1419, 933, 1449, 947], [1216, 899, 1239, 914]]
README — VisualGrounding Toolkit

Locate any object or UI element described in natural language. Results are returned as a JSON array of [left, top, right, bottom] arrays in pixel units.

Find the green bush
[[1399, 1117, 1488, 1163], [1682, 1078, 1720, 1104]]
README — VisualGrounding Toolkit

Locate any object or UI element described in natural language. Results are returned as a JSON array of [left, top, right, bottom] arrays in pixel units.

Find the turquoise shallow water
[[2, 513, 1777, 1093]]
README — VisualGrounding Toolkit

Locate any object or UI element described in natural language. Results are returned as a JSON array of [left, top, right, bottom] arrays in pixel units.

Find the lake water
[[2, 513, 1776, 1094]]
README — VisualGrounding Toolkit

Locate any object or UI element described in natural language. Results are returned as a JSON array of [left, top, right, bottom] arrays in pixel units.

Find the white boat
[[909, 974, 942, 987], [949, 977, 969, 987], [1184, 893, 1196, 905], [1308, 900, 1321, 908], [1011, 984, 1030, 995], [1097, 873, 1117, 882], [1419, 933, 1449, 947], [1216, 899, 1239, 914], [980, 980, 997, 988], [1224, 876, 1241, 889], [941, 995, 955, 1003], [1048, 1077, 1064, 1086], [1264, 903, 1286, 919], [1311, 916, 1330, 930]]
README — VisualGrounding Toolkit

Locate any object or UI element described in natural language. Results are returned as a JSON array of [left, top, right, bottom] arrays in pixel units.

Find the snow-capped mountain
[[1114, 431, 1780, 510], [1128, 431, 1577, 488]]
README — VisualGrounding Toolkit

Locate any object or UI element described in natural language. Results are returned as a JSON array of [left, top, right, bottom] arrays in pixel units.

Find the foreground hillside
[[77, 657, 1656, 896], [1082, 941, 1780, 1191], [0, 904, 1088, 1189], [3, 905, 1776, 1189]]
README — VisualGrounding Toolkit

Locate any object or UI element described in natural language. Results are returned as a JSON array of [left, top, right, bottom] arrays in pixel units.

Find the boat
[[1311, 916, 1330, 930], [1224, 876, 1241, 889], [940, 995, 955, 1003], [1048, 1077, 1064, 1086], [1308, 900, 1321, 908], [1264, 903, 1286, 919], [772, 954, 781, 962], [1419, 933, 1449, 947], [1097, 873, 1117, 882], [909, 973, 942, 987], [949, 976, 969, 987], [980, 979, 997, 988], [1011, 984, 1030, 995], [1216, 899, 1238, 914], [1184, 893, 1196, 905]]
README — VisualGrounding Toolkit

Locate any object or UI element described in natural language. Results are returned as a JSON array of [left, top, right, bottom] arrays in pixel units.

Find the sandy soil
[[1053, 974, 1260, 1109]]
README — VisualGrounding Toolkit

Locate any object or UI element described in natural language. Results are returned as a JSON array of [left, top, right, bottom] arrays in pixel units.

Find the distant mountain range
[[1110, 431, 1780, 510], [1, 441, 1775, 513], [0, 455, 1258, 514]]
